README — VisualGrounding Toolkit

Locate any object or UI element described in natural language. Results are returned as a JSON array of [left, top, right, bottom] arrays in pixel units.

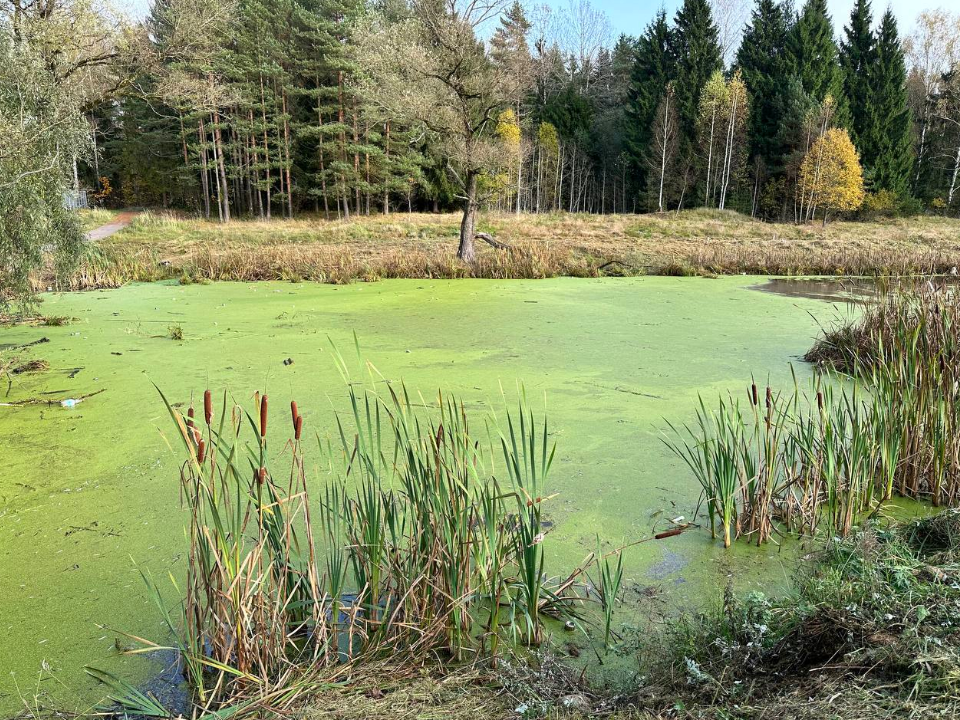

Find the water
[[0, 276, 910, 714]]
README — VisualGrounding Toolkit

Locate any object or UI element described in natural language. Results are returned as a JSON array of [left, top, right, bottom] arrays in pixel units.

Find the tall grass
[[671, 281, 960, 546], [130, 375, 602, 716]]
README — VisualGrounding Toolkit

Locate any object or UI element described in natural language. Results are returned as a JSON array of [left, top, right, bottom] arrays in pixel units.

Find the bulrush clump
[[671, 281, 960, 547], [146, 380, 614, 716]]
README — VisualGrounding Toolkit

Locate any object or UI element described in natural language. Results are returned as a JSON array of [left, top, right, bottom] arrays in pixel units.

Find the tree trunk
[[458, 171, 479, 262], [949, 142, 960, 208], [282, 91, 294, 218]]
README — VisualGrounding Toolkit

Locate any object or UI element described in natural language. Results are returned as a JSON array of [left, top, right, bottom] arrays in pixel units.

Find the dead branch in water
[[475, 232, 511, 250], [0, 389, 105, 407]]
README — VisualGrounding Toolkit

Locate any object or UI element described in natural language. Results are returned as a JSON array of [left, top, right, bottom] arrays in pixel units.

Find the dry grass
[[45, 209, 960, 290]]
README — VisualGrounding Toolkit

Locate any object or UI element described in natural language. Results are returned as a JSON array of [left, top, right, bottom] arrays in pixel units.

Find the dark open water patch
[[752, 276, 960, 304], [750, 278, 881, 304]]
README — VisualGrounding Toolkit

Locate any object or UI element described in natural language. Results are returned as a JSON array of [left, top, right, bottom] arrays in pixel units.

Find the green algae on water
[[0, 276, 849, 714]]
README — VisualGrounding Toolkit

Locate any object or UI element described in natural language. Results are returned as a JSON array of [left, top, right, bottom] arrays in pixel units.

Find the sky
[[120, 0, 925, 38], [539, 0, 922, 40]]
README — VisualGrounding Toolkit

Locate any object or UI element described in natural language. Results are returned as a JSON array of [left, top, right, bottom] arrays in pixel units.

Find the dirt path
[[85, 210, 139, 241]]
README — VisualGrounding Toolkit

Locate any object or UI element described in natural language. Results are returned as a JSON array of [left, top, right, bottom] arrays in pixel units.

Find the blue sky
[[121, 0, 922, 37], [542, 0, 919, 39]]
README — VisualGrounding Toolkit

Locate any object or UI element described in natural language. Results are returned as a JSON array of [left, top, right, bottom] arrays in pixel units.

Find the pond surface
[[0, 276, 919, 714]]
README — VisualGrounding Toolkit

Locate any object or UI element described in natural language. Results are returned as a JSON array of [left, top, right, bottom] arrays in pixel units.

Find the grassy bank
[[287, 512, 960, 720], [57, 209, 960, 289], [322, 511, 960, 719]]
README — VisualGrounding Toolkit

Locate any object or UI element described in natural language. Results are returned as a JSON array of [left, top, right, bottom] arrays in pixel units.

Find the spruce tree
[[737, 0, 793, 175], [870, 9, 912, 195], [839, 0, 876, 162], [624, 10, 673, 199], [788, 0, 842, 102], [670, 0, 722, 163]]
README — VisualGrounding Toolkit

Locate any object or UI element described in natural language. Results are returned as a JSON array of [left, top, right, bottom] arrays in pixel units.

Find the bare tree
[[710, 0, 750, 67], [557, 0, 611, 91], [905, 10, 960, 185], [357, 0, 512, 262]]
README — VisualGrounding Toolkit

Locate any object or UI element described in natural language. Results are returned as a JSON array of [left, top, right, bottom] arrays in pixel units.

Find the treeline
[[87, 0, 960, 221]]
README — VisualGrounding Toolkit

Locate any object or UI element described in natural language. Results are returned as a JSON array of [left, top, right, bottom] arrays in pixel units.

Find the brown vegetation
[[46, 210, 960, 291]]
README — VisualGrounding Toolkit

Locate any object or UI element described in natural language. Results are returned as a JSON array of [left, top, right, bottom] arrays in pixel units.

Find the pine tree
[[625, 11, 673, 201], [670, 0, 722, 165], [870, 9, 912, 195], [789, 0, 842, 103], [737, 0, 793, 176], [839, 0, 876, 161]]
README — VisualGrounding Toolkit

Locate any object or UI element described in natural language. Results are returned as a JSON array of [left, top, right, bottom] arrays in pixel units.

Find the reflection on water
[[753, 276, 960, 304]]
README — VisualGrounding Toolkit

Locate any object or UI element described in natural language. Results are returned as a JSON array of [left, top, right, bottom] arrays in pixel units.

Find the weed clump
[[109, 374, 609, 718], [649, 517, 960, 712]]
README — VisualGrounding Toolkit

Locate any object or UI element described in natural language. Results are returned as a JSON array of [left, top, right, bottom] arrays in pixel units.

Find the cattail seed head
[[260, 395, 268, 438], [258, 466, 267, 485], [295, 415, 303, 440], [291, 400, 299, 428], [751, 383, 759, 406], [204, 390, 213, 425], [197, 439, 206, 464], [817, 391, 824, 411], [765, 387, 772, 409], [187, 406, 195, 427]]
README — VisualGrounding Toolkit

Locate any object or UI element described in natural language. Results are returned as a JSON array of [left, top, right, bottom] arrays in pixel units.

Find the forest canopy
[[4, 0, 960, 302]]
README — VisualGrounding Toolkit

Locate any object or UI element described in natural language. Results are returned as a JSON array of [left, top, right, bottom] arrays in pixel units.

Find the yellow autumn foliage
[[799, 128, 866, 220], [495, 108, 521, 149]]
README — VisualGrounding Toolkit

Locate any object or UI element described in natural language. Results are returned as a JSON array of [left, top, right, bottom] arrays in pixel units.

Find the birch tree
[[648, 84, 679, 213]]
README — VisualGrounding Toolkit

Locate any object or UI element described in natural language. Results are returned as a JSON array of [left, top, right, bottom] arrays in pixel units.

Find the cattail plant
[[141, 375, 603, 716], [673, 281, 960, 548], [590, 537, 624, 650]]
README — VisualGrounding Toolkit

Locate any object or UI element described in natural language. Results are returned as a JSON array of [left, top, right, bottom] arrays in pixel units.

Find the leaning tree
[[357, 0, 512, 262]]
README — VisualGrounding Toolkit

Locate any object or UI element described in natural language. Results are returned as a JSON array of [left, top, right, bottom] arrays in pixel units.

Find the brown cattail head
[[817, 391, 824, 411], [204, 390, 213, 425], [260, 395, 268, 438], [258, 466, 267, 485], [187, 405, 195, 427], [290, 401, 299, 429], [751, 383, 759, 406], [197, 439, 206, 464], [295, 415, 303, 440], [765, 386, 772, 409]]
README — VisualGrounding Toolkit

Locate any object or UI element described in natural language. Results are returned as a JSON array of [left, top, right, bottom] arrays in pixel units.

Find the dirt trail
[[85, 210, 139, 241]]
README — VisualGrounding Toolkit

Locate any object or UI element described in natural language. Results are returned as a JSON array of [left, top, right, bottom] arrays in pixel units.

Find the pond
[[0, 276, 914, 713]]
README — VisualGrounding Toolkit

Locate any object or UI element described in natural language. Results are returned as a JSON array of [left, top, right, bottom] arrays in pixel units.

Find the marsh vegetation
[[668, 281, 960, 549]]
